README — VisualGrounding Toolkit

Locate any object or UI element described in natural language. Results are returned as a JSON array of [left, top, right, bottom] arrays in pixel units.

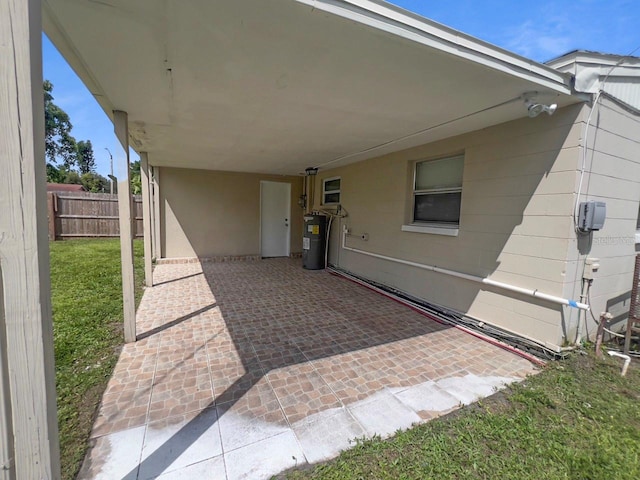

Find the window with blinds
[[413, 155, 464, 226], [322, 177, 341, 205]]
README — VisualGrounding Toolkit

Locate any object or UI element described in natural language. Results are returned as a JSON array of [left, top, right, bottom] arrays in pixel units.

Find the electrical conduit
[[328, 266, 547, 366], [341, 226, 589, 311]]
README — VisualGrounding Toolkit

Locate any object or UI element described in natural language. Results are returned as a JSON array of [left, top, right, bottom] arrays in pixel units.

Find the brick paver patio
[[79, 258, 537, 480]]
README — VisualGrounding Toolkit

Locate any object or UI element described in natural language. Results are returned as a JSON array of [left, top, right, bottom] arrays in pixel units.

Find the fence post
[[47, 192, 56, 241], [624, 255, 640, 354]]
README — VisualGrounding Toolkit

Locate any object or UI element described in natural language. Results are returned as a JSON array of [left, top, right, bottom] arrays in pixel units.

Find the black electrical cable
[[330, 266, 567, 360]]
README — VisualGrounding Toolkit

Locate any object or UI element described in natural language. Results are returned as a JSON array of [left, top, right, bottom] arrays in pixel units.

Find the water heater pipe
[[305, 167, 318, 213], [341, 226, 589, 311]]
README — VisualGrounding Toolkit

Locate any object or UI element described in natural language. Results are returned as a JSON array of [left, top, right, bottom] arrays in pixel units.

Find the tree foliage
[[46, 163, 68, 184], [130, 160, 142, 195], [44, 81, 138, 195], [76, 140, 96, 175], [44, 80, 78, 169], [79, 172, 110, 193], [44, 81, 101, 187]]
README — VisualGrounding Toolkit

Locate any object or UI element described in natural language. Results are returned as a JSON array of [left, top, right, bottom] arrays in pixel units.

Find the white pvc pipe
[[341, 226, 589, 311], [330, 267, 548, 365], [608, 351, 631, 376]]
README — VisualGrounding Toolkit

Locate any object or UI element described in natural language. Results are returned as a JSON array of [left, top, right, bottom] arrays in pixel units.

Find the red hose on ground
[[328, 269, 547, 368]]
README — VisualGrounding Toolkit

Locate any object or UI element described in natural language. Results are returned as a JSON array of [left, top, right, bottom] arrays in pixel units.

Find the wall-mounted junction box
[[578, 201, 606, 232], [583, 257, 600, 281]]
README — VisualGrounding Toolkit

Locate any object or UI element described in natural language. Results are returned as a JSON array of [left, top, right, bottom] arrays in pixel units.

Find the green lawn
[[50, 239, 144, 480], [284, 352, 640, 480]]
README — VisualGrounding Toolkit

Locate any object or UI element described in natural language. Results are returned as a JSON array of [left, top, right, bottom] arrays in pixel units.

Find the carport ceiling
[[43, 0, 578, 175]]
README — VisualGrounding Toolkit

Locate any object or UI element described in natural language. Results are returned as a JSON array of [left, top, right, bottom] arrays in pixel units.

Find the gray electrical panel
[[578, 201, 606, 232]]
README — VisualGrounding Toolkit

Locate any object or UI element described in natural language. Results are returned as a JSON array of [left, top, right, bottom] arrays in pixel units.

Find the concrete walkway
[[79, 258, 537, 480]]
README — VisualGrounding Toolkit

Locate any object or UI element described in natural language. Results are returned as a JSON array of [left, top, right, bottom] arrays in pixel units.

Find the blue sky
[[43, 0, 640, 177]]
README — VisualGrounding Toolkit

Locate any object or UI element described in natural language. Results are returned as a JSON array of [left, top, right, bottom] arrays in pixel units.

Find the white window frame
[[404, 154, 463, 235], [322, 176, 341, 205]]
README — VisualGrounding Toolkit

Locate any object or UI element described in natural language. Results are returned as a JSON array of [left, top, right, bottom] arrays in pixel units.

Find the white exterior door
[[260, 181, 291, 257]]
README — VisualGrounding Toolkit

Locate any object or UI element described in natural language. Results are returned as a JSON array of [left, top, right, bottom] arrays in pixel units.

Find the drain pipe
[[607, 351, 631, 376], [341, 226, 589, 311]]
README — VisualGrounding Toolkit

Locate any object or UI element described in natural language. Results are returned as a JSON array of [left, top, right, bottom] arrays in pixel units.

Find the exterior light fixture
[[525, 99, 557, 117]]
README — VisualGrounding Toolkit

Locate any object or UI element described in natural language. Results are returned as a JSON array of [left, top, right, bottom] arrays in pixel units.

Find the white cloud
[[503, 18, 573, 61], [499, 1, 639, 62]]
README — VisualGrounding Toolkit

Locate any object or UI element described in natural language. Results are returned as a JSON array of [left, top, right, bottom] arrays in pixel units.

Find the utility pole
[[104, 147, 114, 194]]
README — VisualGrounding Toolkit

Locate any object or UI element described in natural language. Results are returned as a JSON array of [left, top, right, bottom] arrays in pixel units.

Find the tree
[[63, 170, 81, 185], [80, 172, 110, 193], [44, 81, 97, 183], [46, 163, 66, 184], [130, 160, 142, 195], [44, 80, 77, 170], [76, 140, 96, 174], [43, 82, 124, 193]]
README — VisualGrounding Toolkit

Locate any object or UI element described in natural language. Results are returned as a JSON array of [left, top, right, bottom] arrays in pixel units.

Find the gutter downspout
[[341, 226, 589, 311]]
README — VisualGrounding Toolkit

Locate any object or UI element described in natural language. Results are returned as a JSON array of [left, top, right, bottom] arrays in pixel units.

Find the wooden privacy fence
[[47, 191, 143, 240]]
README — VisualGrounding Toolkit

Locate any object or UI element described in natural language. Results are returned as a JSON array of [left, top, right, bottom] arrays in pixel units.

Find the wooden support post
[[0, 0, 61, 477], [113, 110, 137, 343], [0, 275, 16, 480], [149, 166, 157, 259], [140, 153, 153, 287], [152, 167, 162, 259]]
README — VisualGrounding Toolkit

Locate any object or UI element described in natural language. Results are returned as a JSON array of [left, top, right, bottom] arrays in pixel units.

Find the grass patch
[[50, 239, 144, 480], [283, 352, 640, 480]]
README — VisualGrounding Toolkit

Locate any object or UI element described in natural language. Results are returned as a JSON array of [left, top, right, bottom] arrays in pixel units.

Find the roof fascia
[[298, 0, 573, 94]]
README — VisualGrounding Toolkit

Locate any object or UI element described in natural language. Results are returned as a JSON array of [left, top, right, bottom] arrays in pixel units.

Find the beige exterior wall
[[313, 104, 586, 349], [158, 167, 304, 258], [564, 96, 640, 339], [154, 98, 639, 349]]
